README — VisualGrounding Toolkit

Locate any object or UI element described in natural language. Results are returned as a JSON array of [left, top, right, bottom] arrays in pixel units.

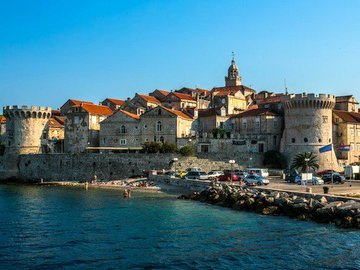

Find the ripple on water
[[0, 185, 359, 270]]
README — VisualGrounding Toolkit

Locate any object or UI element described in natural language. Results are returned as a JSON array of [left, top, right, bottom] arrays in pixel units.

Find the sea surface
[[0, 184, 359, 270]]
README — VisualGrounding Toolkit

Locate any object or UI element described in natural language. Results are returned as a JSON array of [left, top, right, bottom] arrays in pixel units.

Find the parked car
[[187, 167, 202, 172], [207, 170, 224, 179], [296, 176, 324, 185], [317, 169, 337, 176], [322, 173, 345, 184], [185, 171, 208, 180], [235, 170, 248, 180], [247, 168, 269, 178], [243, 175, 270, 186], [218, 173, 239, 181], [285, 173, 301, 183]]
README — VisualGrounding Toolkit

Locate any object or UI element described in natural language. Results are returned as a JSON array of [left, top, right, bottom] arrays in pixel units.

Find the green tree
[[142, 142, 161, 153], [291, 152, 319, 172], [212, 128, 225, 139], [263, 150, 287, 169], [179, 145, 195, 156], [160, 142, 177, 153]]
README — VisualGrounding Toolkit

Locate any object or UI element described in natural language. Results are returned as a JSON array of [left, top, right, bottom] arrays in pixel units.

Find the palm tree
[[291, 152, 319, 172]]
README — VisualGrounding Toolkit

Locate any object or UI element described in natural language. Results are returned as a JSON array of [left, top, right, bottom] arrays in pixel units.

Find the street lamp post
[[304, 158, 310, 186], [229, 160, 235, 183]]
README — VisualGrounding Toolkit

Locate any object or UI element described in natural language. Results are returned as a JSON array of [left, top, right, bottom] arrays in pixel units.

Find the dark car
[[218, 173, 239, 181], [322, 173, 345, 184], [317, 169, 337, 176]]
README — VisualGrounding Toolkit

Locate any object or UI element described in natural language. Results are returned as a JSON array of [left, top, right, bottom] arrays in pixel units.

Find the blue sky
[[1, 0, 359, 110]]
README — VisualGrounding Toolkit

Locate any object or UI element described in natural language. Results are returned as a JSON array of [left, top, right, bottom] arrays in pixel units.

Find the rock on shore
[[179, 183, 360, 229]]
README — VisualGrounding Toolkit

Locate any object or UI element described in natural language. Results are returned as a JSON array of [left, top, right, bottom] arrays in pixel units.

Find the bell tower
[[225, 52, 242, 87]]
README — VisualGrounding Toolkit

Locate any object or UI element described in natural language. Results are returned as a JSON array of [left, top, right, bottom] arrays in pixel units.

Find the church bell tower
[[225, 53, 242, 87]]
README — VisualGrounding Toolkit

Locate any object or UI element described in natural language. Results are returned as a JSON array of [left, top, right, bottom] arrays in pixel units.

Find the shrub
[[142, 142, 161, 153], [212, 128, 225, 139], [179, 145, 195, 156], [160, 142, 177, 153], [263, 150, 287, 169]]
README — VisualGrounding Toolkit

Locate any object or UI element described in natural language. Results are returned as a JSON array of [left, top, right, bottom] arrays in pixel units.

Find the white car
[[185, 171, 208, 180], [207, 171, 224, 179], [243, 175, 270, 186], [296, 176, 324, 185]]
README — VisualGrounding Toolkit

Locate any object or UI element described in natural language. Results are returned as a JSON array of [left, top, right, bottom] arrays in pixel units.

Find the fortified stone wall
[[281, 93, 339, 170], [3, 106, 52, 155], [16, 153, 250, 182]]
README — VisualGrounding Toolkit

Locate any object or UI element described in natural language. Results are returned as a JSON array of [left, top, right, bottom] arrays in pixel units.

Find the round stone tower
[[281, 93, 338, 170], [2, 105, 52, 155]]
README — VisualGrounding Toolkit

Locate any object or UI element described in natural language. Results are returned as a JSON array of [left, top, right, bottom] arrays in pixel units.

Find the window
[[158, 109, 162, 115], [120, 139, 127, 145], [154, 136, 157, 142], [74, 116, 79, 124], [103, 138, 106, 144], [220, 122, 224, 129], [156, 121, 162, 132], [120, 125, 126, 134], [291, 138, 296, 143], [304, 138, 308, 143], [350, 128, 355, 135], [318, 138, 322, 143], [160, 136, 164, 143], [242, 119, 247, 129], [258, 143, 264, 153], [273, 136, 277, 146], [273, 119, 278, 128], [144, 125, 147, 129], [255, 117, 260, 128]]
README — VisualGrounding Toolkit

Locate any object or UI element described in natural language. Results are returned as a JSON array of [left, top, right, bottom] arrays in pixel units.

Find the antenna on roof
[[232, 52, 235, 61], [284, 79, 288, 95]]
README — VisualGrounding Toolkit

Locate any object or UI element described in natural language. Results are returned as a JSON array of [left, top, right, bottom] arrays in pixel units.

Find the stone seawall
[[2, 153, 249, 182]]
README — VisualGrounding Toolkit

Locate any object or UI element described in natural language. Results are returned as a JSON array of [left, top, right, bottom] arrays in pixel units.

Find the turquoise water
[[0, 185, 359, 270]]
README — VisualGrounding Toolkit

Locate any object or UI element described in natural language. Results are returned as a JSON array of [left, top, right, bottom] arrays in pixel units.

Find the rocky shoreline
[[179, 183, 360, 229]]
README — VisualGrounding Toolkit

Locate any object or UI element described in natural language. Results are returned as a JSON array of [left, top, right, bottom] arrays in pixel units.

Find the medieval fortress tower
[[281, 93, 339, 170], [2, 106, 52, 155]]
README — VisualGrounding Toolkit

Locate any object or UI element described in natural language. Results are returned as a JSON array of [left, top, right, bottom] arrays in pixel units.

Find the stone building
[[99, 105, 194, 151], [335, 95, 359, 112], [230, 108, 283, 153], [209, 56, 256, 114], [60, 99, 94, 116], [101, 98, 125, 111], [0, 115, 5, 143], [332, 110, 360, 165], [197, 107, 229, 133], [2, 105, 52, 155], [41, 116, 65, 153], [281, 93, 339, 171], [149, 89, 170, 102], [100, 109, 141, 150], [121, 93, 161, 115], [162, 92, 197, 110], [64, 103, 113, 153], [176, 87, 211, 109]]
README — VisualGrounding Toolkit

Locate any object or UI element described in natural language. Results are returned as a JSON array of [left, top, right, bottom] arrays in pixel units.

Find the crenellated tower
[[3, 105, 52, 155], [281, 93, 339, 170]]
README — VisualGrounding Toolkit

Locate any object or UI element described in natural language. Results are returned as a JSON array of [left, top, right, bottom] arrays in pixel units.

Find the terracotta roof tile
[[155, 89, 170, 96], [48, 117, 64, 128], [333, 110, 360, 123], [212, 85, 256, 96], [231, 108, 279, 118], [73, 103, 113, 115], [158, 105, 193, 120], [69, 99, 94, 105], [0, 115, 6, 123], [259, 95, 284, 104], [138, 94, 161, 103], [105, 98, 125, 106], [119, 109, 140, 120], [168, 92, 196, 101]]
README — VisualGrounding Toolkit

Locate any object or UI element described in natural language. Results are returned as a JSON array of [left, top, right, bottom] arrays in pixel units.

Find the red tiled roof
[[119, 109, 140, 120], [198, 108, 221, 117], [137, 94, 161, 103], [51, 110, 61, 116], [73, 103, 113, 115], [53, 116, 65, 125], [48, 117, 64, 128], [105, 98, 125, 106], [0, 115, 6, 124], [69, 99, 94, 106], [155, 89, 170, 96], [333, 110, 360, 123], [247, 104, 259, 110], [212, 85, 256, 95], [157, 105, 193, 120], [169, 92, 196, 101], [231, 108, 279, 118], [259, 94, 284, 104]]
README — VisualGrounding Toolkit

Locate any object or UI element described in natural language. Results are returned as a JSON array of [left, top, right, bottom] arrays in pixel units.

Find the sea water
[[0, 185, 359, 270]]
